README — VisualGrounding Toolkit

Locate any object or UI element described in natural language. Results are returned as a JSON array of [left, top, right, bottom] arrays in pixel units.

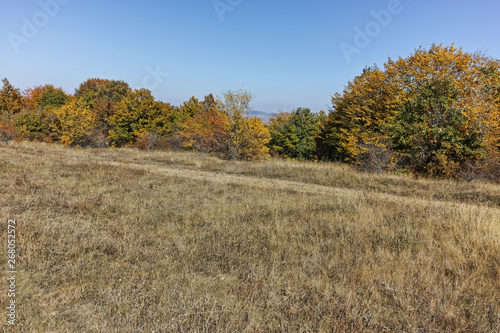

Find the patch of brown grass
[[0, 142, 499, 332]]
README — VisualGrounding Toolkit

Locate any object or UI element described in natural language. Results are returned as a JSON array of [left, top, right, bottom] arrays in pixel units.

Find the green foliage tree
[[108, 89, 173, 146], [38, 86, 70, 109], [268, 107, 324, 160], [24, 84, 67, 109], [387, 78, 485, 176], [75, 78, 131, 102], [267, 112, 292, 154], [14, 112, 46, 141]]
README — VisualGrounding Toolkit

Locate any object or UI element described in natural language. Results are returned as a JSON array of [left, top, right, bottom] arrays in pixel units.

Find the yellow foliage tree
[[385, 44, 499, 150], [318, 65, 399, 161], [180, 91, 270, 160], [219, 88, 270, 160], [240, 116, 271, 160], [51, 98, 96, 146], [319, 44, 500, 177], [220, 88, 253, 160]]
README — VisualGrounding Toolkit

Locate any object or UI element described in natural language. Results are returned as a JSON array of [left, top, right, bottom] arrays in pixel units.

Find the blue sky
[[1, 0, 499, 114]]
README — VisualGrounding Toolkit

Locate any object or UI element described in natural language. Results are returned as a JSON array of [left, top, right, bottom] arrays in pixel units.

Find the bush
[[134, 132, 170, 151], [0, 123, 17, 143], [14, 113, 47, 141], [356, 143, 399, 173], [458, 152, 500, 183]]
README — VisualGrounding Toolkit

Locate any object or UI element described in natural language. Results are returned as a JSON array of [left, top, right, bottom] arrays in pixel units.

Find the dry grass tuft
[[0, 141, 499, 332]]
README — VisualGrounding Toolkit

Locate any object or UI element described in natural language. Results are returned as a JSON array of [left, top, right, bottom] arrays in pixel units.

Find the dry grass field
[[0, 142, 499, 332]]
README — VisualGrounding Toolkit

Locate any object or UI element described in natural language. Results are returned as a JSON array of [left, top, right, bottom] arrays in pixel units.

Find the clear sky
[[1, 0, 499, 114]]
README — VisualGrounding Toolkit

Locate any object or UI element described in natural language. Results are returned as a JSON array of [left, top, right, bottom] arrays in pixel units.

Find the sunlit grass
[[0, 142, 498, 332]]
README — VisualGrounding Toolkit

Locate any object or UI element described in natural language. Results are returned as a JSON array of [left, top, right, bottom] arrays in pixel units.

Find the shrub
[[0, 123, 17, 143]]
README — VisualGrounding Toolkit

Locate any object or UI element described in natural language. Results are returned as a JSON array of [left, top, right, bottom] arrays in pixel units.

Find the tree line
[[0, 80, 271, 161], [1, 44, 499, 180]]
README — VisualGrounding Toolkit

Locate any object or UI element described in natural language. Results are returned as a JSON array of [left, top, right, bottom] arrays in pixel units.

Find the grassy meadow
[[0, 142, 499, 332]]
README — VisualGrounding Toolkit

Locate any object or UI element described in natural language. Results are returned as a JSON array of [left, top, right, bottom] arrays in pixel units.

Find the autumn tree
[[0, 123, 17, 143], [457, 60, 500, 180], [24, 84, 60, 109], [167, 96, 201, 140], [108, 89, 173, 146], [220, 88, 258, 159], [384, 45, 498, 154], [0, 78, 23, 118], [180, 96, 201, 117], [74, 79, 132, 140], [15, 85, 70, 142], [319, 44, 500, 177], [317, 66, 399, 162], [268, 108, 324, 160], [473, 62, 500, 152], [180, 94, 229, 154], [14, 113, 47, 141], [75, 78, 130, 102], [38, 86, 70, 109], [179, 89, 270, 160], [1, 79, 27, 142], [239, 116, 271, 160], [387, 77, 484, 176], [50, 97, 97, 146]]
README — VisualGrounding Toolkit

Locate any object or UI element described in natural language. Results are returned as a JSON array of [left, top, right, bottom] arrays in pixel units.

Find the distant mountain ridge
[[248, 110, 276, 123]]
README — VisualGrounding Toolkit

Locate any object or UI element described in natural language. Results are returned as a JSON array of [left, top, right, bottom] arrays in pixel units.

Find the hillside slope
[[0, 142, 499, 332]]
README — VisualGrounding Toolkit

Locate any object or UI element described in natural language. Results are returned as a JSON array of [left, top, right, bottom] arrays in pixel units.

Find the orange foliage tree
[[16, 85, 70, 142], [0, 78, 23, 118], [180, 94, 229, 155], [23, 85, 70, 110], [180, 90, 270, 160]]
